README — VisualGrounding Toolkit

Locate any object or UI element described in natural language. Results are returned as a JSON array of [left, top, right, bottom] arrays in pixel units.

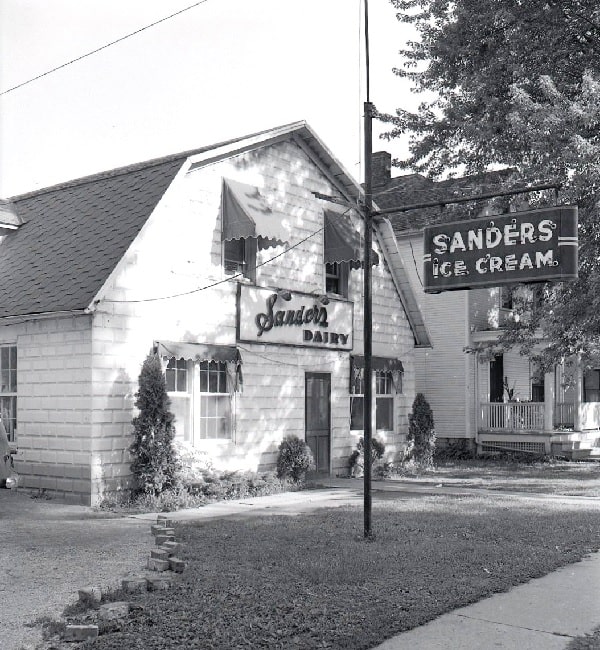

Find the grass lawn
[[394, 459, 600, 496], [86, 490, 600, 650]]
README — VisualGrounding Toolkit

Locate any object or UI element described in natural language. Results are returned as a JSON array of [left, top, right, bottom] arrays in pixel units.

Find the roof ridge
[[9, 121, 307, 202]]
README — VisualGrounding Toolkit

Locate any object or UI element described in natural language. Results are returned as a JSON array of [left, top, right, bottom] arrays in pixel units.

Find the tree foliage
[[382, 0, 600, 369], [130, 354, 179, 495]]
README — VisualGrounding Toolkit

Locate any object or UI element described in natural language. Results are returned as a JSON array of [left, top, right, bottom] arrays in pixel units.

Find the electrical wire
[[0, 1, 210, 96], [102, 216, 342, 304]]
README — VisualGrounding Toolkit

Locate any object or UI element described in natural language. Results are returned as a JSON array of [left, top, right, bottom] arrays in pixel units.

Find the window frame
[[325, 261, 349, 298], [164, 357, 233, 444], [583, 369, 600, 403], [0, 345, 17, 443], [350, 368, 395, 433], [223, 237, 257, 282]]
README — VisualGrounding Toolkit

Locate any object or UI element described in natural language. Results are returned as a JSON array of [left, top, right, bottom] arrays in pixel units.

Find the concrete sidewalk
[[372, 552, 600, 649]]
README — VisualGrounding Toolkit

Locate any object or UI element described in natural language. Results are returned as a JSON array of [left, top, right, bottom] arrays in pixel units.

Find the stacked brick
[[62, 514, 186, 643]]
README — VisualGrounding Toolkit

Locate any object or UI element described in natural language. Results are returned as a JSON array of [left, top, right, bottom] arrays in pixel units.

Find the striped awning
[[324, 209, 379, 269], [221, 178, 289, 248], [351, 355, 404, 373], [154, 341, 240, 364]]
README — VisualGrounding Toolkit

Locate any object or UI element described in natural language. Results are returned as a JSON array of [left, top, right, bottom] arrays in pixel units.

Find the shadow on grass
[[88, 495, 600, 650]]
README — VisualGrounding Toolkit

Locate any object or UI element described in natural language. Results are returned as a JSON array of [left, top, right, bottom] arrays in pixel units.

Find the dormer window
[[223, 237, 256, 282], [323, 209, 379, 298], [221, 178, 288, 281], [325, 261, 349, 298]]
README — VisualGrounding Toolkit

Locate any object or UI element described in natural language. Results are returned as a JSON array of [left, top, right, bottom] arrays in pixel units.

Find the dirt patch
[[0, 488, 150, 650]]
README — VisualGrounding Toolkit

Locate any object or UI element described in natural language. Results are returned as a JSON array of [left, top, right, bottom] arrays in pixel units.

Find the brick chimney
[[372, 151, 391, 187]]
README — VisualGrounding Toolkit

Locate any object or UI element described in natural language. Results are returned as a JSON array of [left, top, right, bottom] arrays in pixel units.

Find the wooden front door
[[305, 373, 331, 476]]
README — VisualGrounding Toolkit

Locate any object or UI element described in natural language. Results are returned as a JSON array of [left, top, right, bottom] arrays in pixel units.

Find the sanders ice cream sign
[[423, 206, 578, 293]]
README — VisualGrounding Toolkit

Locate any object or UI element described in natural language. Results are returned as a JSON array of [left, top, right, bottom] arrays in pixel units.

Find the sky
[[0, 0, 419, 198]]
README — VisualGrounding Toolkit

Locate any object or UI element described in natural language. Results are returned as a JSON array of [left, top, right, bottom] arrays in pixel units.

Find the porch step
[[570, 447, 600, 460]]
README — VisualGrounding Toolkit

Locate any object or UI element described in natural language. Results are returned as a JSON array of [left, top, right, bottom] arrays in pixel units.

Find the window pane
[[177, 359, 187, 393], [1, 347, 8, 369], [350, 396, 364, 430], [200, 365, 208, 393], [0, 395, 16, 443], [170, 395, 191, 442], [10, 346, 16, 370], [1, 370, 9, 393], [209, 364, 219, 392], [376, 397, 393, 430], [376, 371, 392, 395], [199, 395, 231, 439]]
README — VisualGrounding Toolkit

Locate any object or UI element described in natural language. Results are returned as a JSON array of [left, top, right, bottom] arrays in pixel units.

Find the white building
[[0, 123, 430, 504]]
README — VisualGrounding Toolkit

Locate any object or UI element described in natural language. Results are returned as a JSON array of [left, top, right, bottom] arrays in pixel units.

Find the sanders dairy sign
[[237, 285, 353, 350], [423, 206, 578, 293]]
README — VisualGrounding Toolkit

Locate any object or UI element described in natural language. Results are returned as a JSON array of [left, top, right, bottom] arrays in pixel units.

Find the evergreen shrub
[[407, 393, 436, 469], [129, 353, 180, 495], [276, 435, 315, 482]]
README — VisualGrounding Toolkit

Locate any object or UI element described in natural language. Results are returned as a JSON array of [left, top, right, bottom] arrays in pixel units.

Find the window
[[0, 345, 17, 443], [199, 361, 231, 439], [165, 358, 192, 442], [325, 261, 349, 298], [350, 368, 395, 432], [375, 371, 394, 431], [584, 369, 600, 403], [350, 367, 365, 430], [223, 238, 256, 281], [164, 356, 233, 442], [500, 286, 513, 309]]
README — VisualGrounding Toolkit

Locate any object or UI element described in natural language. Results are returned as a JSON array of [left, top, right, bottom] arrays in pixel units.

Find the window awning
[[351, 355, 404, 373], [324, 210, 379, 269], [221, 178, 289, 249], [154, 341, 240, 364]]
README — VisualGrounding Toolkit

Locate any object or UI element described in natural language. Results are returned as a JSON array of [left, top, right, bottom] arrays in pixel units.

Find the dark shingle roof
[[0, 158, 185, 318], [373, 168, 515, 234], [0, 124, 302, 320]]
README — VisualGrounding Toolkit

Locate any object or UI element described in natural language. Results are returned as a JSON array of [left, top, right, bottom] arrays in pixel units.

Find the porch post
[[574, 354, 583, 432], [543, 369, 555, 432]]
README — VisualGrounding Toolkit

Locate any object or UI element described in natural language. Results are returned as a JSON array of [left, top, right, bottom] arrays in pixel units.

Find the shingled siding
[[88, 140, 416, 502], [396, 234, 470, 440], [2, 314, 93, 504]]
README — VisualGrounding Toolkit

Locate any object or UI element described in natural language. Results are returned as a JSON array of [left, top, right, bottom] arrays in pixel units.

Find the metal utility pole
[[363, 0, 374, 539]]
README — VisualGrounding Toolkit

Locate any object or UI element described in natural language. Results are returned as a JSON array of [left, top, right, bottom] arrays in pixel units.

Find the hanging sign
[[423, 206, 578, 293], [237, 285, 353, 350]]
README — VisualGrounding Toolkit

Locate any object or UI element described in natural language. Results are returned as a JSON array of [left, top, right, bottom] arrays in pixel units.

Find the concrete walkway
[[372, 553, 600, 649]]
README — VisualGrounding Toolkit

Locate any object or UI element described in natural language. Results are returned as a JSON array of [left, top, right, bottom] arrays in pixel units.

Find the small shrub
[[276, 435, 315, 482], [348, 436, 386, 477], [407, 393, 436, 470]]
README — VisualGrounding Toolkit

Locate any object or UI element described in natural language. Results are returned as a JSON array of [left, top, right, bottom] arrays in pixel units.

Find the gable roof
[[0, 125, 296, 320], [373, 168, 515, 235], [0, 124, 431, 347]]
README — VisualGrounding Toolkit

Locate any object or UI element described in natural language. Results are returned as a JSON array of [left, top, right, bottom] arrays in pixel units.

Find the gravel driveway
[[0, 488, 150, 650]]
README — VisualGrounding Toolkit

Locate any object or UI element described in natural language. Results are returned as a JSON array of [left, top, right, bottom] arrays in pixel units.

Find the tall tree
[[382, 0, 600, 370]]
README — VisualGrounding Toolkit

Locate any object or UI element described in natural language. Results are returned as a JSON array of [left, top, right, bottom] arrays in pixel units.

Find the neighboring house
[[0, 123, 430, 505], [371, 151, 600, 458]]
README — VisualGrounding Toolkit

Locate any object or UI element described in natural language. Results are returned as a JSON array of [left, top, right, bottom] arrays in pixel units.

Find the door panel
[[305, 373, 331, 475]]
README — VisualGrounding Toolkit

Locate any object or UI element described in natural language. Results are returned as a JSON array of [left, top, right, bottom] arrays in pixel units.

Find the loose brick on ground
[[63, 624, 99, 642]]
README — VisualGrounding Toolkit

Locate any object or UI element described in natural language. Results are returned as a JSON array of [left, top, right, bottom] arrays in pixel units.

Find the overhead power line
[[0, 0, 210, 96]]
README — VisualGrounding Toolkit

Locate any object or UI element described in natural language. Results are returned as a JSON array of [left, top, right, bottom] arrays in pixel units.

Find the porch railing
[[480, 402, 545, 431], [554, 402, 575, 428]]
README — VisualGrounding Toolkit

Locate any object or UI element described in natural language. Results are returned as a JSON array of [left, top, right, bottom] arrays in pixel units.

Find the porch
[[478, 401, 600, 458]]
